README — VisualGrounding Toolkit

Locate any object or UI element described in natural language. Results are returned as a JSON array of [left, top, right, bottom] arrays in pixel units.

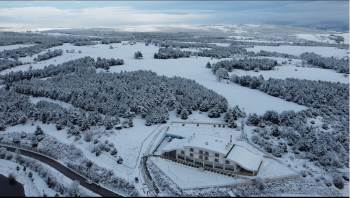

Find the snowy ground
[[231, 64, 348, 84], [2, 120, 158, 184], [246, 45, 349, 58], [106, 50, 307, 115], [209, 42, 231, 47], [0, 159, 51, 196], [1, 42, 158, 74], [0, 159, 97, 197]]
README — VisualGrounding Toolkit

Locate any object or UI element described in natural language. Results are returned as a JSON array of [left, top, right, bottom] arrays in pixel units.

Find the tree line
[[34, 49, 63, 62], [300, 52, 349, 74]]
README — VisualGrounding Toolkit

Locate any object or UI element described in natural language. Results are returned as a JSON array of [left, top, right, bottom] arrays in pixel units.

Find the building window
[[199, 150, 203, 154], [190, 153, 193, 157], [181, 150, 185, 155], [190, 148, 194, 152], [205, 163, 212, 168], [215, 153, 219, 157], [225, 160, 230, 164], [215, 158, 219, 163], [205, 151, 209, 156], [205, 156, 208, 160], [199, 155, 203, 160]]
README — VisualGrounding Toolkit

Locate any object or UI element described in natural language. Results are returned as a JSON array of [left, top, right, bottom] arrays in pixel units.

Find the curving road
[[0, 144, 122, 197]]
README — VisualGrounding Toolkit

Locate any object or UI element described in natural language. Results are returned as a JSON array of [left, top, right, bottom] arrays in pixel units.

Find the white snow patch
[[29, 96, 75, 109], [209, 42, 231, 47]]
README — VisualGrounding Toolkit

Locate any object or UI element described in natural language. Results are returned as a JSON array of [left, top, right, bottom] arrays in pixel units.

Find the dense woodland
[[12, 70, 228, 125], [1, 57, 228, 127], [228, 74, 349, 171], [254, 50, 298, 59], [72, 40, 97, 46], [34, 49, 63, 62], [0, 88, 107, 132], [154, 48, 191, 59], [300, 52, 349, 73], [95, 57, 124, 70], [2, 57, 123, 82], [0, 58, 22, 71], [2, 57, 96, 83], [101, 38, 122, 44], [212, 58, 278, 72], [158, 41, 217, 49], [196, 46, 248, 58], [0, 43, 63, 59]]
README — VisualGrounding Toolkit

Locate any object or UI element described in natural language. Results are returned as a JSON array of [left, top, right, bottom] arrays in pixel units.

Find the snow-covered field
[[246, 45, 349, 58], [209, 42, 231, 47], [0, 44, 34, 52], [1, 42, 158, 74], [109, 57, 307, 115], [231, 64, 348, 84]]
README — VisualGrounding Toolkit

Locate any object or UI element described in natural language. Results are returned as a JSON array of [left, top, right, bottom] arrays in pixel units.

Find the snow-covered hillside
[[0, 27, 348, 197]]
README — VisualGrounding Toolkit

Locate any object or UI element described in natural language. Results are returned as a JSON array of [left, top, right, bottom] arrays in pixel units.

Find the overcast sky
[[0, 1, 348, 31]]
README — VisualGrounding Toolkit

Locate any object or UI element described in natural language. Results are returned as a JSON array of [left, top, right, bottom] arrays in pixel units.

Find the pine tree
[[134, 51, 143, 59], [206, 62, 211, 68], [180, 109, 188, 120], [34, 126, 44, 136]]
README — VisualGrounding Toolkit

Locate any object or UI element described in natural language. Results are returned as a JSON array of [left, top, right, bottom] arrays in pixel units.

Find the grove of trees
[[300, 52, 349, 74], [154, 48, 191, 59], [34, 49, 63, 62], [212, 58, 278, 72]]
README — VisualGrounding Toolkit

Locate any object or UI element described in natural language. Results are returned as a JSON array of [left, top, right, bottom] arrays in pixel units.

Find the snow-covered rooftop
[[162, 133, 234, 155], [226, 145, 262, 172], [158, 124, 263, 172]]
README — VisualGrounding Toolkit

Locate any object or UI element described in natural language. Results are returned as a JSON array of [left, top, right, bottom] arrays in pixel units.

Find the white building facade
[[160, 133, 263, 177]]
